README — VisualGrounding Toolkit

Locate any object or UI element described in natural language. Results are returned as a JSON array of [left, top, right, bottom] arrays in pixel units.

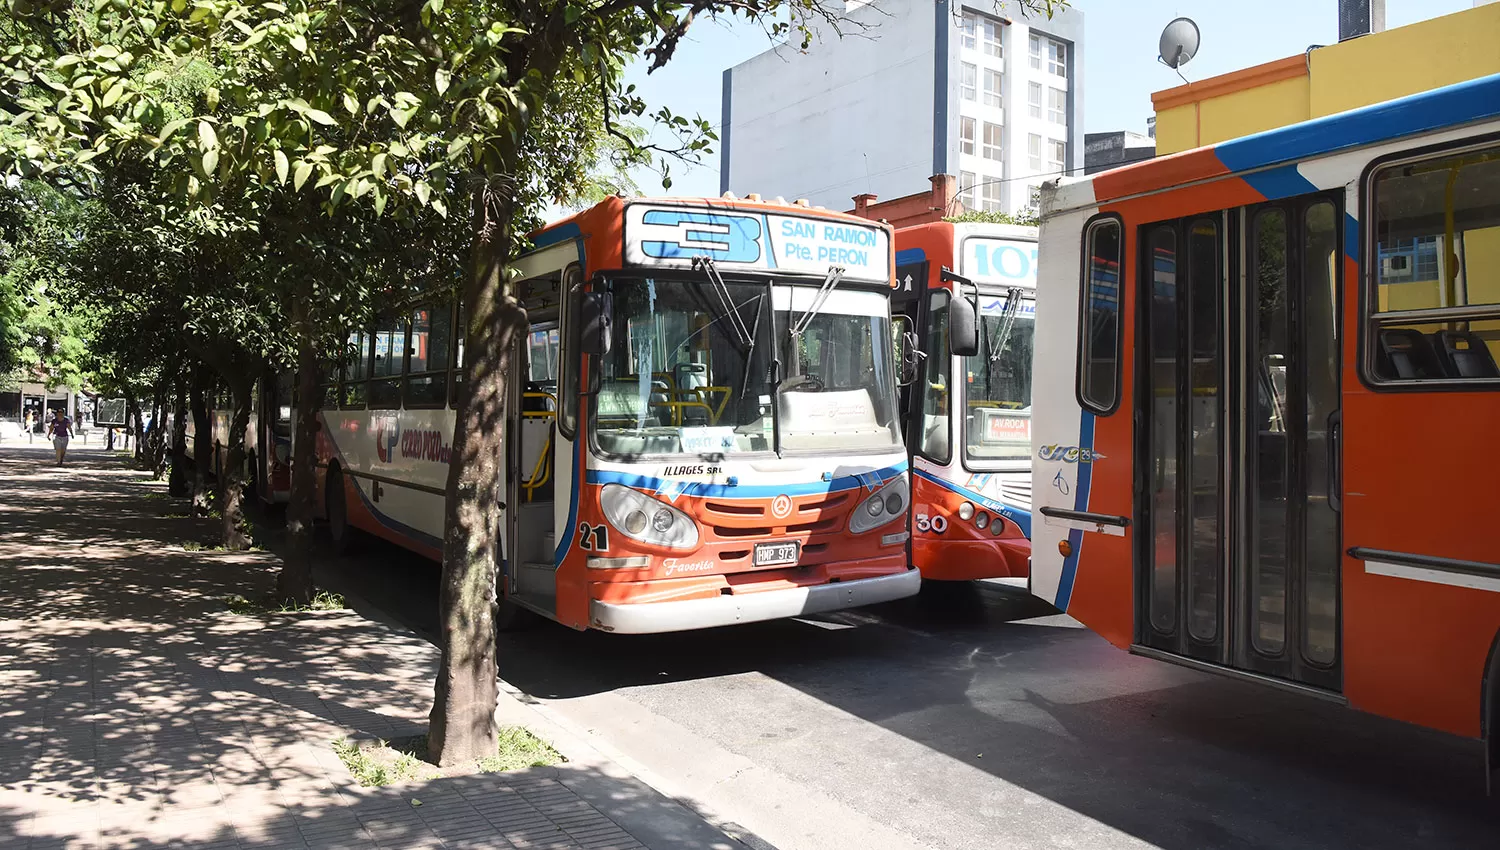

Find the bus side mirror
[[579, 291, 613, 357], [948, 295, 978, 357]]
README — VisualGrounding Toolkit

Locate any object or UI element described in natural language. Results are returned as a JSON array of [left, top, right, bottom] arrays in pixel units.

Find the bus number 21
[[578, 522, 610, 552]]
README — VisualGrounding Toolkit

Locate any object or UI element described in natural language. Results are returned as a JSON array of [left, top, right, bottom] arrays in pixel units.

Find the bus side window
[[450, 302, 466, 409], [369, 315, 406, 409], [1367, 139, 1500, 383], [1078, 216, 1124, 413], [342, 330, 370, 409], [405, 303, 452, 409]]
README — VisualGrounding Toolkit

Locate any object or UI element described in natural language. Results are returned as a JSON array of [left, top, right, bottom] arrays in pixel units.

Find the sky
[[607, 0, 1475, 202]]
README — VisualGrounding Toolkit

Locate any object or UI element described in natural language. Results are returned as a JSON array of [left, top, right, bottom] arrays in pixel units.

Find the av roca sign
[[623, 204, 891, 283]]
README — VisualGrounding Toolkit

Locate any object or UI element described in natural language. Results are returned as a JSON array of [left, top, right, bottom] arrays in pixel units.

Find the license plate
[[754, 540, 800, 567]]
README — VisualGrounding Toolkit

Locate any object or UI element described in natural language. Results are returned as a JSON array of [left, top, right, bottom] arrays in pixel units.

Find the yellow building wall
[[1151, 3, 1500, 155], [1310, 2, 1500, 117]]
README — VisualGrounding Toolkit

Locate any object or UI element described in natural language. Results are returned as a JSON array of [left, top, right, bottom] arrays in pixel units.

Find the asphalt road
[[316, 540, 1500, 850]]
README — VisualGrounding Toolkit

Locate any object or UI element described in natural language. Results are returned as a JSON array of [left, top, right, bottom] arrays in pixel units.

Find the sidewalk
[[0, 445, 744, 849]]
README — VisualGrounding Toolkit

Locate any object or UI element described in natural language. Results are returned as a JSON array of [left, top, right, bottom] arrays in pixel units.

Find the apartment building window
[[960, 117, 976, 155], [1028, 83, 1042, 119], [1048, 139, 1066, 172], [1048, 88, 1066, 124], [981, 18, 1003, 59], [960, 12, 977, 50], [981, 177, 1003, 213], [961, 63, 976, 102], [983, 69, 1003, 109], [1030, 34, 1067, 77], [982, 122, 1003, 162], [1028, 134, 1042, 171], [959, 171, 977, 208]]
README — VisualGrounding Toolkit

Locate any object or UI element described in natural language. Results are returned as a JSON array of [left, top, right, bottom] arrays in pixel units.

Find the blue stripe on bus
[[532, 222, 583, 249], [1215, 72, 1500, 175], [1240, 163, 1318, 202], [911, 468, 1032, 538], [895, 248, 927, 266], [347, 478, 446, 552], [1052, 411, 1095, 611], [586, 461, 908, 501], [1344, 212, 1360, 264]]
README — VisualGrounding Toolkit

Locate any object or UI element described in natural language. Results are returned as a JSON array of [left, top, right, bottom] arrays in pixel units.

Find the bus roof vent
[[794, 198, 811, 207], [746, 193, 762, 202], [773, 196, 786, 205], [721, 191, 737, 200]]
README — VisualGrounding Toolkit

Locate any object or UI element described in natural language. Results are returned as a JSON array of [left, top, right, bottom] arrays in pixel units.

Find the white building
[[721, 0, 1085, 217]]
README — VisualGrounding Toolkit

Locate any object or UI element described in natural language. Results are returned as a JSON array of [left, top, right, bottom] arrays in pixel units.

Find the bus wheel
[[1483, 629, 1500, 796], [496, 596, 539, 632], [325, 466, 360, 554]]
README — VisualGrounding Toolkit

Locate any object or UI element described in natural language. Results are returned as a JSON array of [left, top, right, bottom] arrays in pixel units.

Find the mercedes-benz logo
[[771, 494, 793, 518]]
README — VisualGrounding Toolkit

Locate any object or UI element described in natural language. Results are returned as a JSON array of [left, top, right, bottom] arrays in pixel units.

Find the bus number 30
[[915, 513, 948, 534]]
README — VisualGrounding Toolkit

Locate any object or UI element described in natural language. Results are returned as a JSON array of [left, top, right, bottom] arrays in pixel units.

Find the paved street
[[0, 445, 743, 850], [321, 525, 1500, 850]]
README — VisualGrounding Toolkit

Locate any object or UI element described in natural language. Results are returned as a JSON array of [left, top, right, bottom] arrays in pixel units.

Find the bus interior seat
[[1432, 330, 1500, 378], [1377, 328, 1444, 380]]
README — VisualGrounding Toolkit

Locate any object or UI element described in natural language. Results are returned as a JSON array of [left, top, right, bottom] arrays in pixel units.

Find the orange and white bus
[[1030, 74, 1500, 781], [894, 222, 1036, 583], [182, 373, 293, 505], [316, 195, 918, 633]]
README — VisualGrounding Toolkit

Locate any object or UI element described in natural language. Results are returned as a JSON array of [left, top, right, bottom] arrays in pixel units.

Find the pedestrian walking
[[23, 410, 34, 443], [47, 409, 73, 466]]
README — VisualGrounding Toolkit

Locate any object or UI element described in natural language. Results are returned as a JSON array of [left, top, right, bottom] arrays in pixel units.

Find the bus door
[[893, 259, 930, 449], [506, 294, 565, 614], [1134, 194, 1342, 692]]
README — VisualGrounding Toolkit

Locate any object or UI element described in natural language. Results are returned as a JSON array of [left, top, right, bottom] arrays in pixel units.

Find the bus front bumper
[[588, 568, 921, 634]]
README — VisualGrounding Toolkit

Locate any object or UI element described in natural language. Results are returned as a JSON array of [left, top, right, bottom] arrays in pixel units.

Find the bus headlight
[[974, 512, 989, 530], [849, 473, 908, 535], [600, 484, 699, 550], [958, 501, 975, 521]]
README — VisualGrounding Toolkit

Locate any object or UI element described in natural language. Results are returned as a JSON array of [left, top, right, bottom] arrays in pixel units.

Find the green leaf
[[446, 136, 468, 160], [289, 34, 307, 53], [564, 4, 581, 24], [343, 93, 358, 115], [201, 148, 218, 174], [370, 153, 387, 179], [373, 186, 388, 217], [159, 117, 191, 142], [198, 120, 217, 150], [101, 82, 125, 108], [54, 55, 83, 70], [414, 180, 431, 206], [307, 108, 337, 126], [431, 199, 447, 218], [206, 87, 219, 110], [293, 160, 314, 190], [274, 149, 289, 184], [435, 68, 451, 96]]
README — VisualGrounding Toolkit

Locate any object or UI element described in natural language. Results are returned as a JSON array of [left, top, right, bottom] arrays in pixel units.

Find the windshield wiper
[[692, 256, 756, 351], [788, 265, 846, 344], [988, 286, 1024, 363]]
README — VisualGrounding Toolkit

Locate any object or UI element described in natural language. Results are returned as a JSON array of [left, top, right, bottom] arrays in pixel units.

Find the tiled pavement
[[0, 445, 737, 849]]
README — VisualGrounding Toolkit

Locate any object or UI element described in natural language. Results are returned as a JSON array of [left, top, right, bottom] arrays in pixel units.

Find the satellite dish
[[1158, 17, 1201, 70]]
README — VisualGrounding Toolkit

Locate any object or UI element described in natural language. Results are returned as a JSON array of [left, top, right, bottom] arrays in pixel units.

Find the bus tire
[[496, 597, 539, 632], [325, 465, 360, 555], [1482, 629, 1500, 795]]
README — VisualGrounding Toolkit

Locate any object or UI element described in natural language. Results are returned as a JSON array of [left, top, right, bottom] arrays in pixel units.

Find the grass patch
[[161, 512, 192, 519], [182, 541, 205, 552], [333, 738, 428, 787], [331, 728, 562, 787], [223, 590, 346, 615]]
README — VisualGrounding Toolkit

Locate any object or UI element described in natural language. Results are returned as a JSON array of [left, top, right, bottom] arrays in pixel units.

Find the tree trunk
[[219, 380, 254, 551], [277, 290, 320, 606], [191, 368, 213, 517], [428, 185, 529, 766], [125, 391, 144, 467], [148, 378, 169, 479], [169, 371, 189, 497]]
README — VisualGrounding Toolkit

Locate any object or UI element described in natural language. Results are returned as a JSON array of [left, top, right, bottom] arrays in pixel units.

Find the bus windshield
[[775, 286, 902, 454], [592, 277, 900, 458], [964, 290, 1035, 463]]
